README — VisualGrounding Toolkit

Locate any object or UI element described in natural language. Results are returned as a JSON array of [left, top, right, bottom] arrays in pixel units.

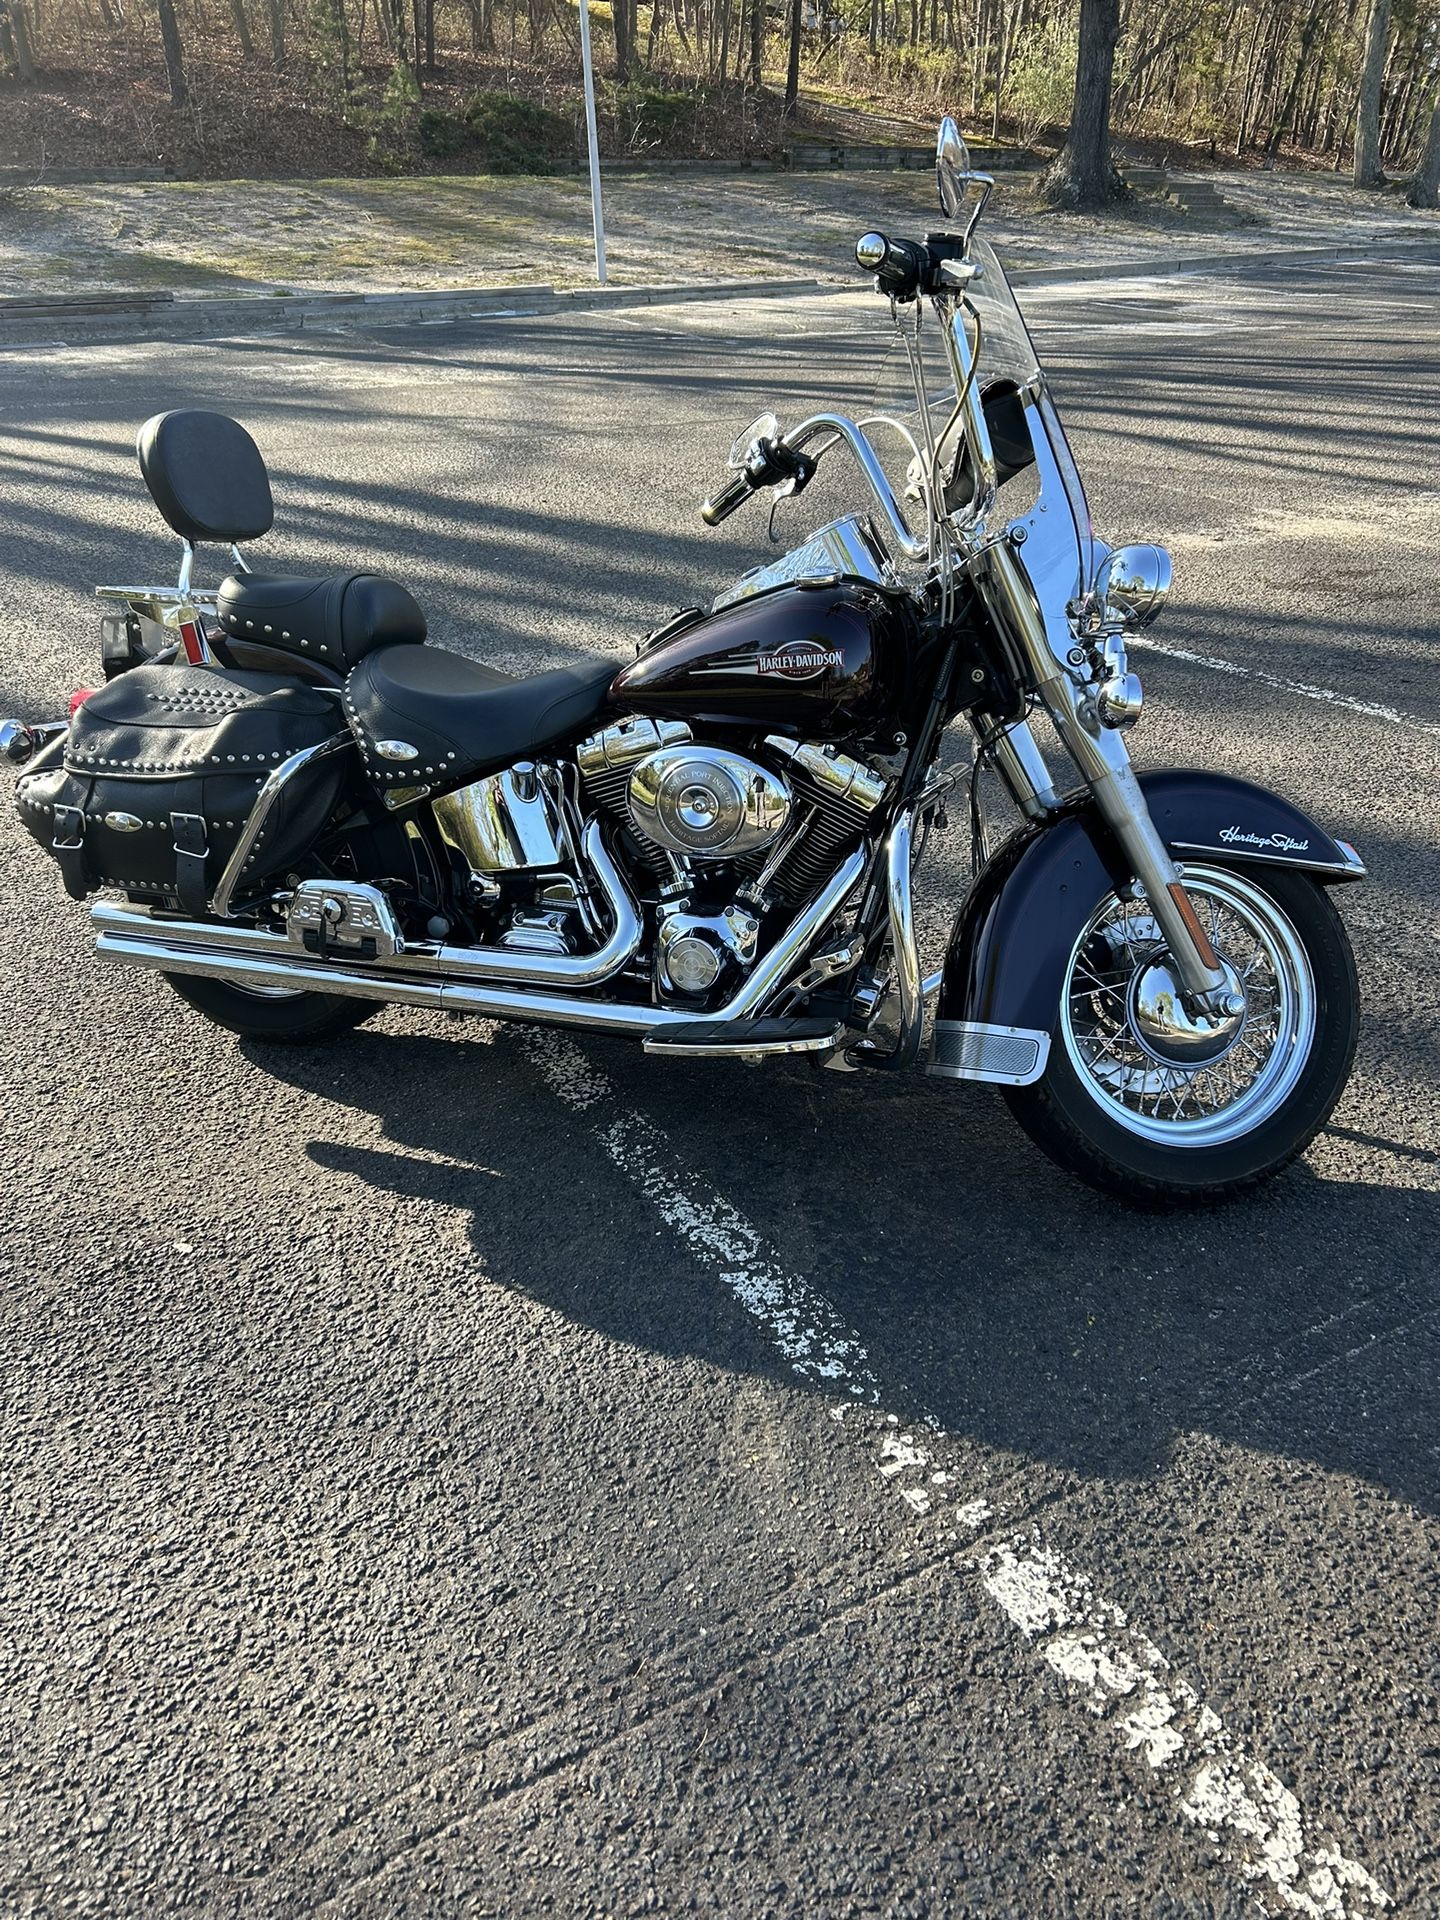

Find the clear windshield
[[958, 238, 1099, 619]]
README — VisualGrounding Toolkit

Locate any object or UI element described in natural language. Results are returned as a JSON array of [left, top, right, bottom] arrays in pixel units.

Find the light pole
[[577, 0, 608, 284]]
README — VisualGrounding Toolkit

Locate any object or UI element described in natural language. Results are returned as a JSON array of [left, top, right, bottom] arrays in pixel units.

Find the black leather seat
[[139, 409, 275, 544], [344, 643, 618, 790], [217, 572, 426, 673]]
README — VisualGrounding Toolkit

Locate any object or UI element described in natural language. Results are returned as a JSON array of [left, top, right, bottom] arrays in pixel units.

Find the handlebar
[[697, 232, 996, 557], [855, 231, 932, 301], [700, 436, 816, 528], [699, 469, 755, 527]]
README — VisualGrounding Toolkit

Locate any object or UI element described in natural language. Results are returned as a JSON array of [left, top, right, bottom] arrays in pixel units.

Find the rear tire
[[164, 973, 376, 1042], [1004, 864, 1359, 1204]]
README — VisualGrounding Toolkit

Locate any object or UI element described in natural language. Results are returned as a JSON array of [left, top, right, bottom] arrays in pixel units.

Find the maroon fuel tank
[[611, 581, 911, 740]]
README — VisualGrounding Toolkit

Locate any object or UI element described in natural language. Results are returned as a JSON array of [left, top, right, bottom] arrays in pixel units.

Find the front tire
[[164, 973, 376, 1042], [1004, 863, 1359, 1204]]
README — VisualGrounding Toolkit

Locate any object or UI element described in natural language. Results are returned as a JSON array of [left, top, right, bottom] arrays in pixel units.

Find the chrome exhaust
[[91, 848, 868, 1041]]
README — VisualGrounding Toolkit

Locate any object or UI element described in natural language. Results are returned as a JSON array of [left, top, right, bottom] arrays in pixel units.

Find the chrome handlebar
[[700, 277, 999, 567], [778, 412, 929, 561]]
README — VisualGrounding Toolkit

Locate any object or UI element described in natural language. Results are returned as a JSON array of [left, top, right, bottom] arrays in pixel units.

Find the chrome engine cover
[[656, 904, 760, 999], [628, 745, 792, 862]]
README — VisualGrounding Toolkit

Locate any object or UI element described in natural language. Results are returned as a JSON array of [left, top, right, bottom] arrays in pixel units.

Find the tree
[[611, 0, 633, 80], [783, 0, 801, 116], [1410, 98, 1440, 206], [1044, 0, 1122, 208], [1353, 0, 1390, 185], [154, 0, 189, 105]]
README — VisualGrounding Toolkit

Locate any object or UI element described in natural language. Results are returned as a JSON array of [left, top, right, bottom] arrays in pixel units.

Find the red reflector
[[68, 687, 98, 716], [179, 618, 205, 665]]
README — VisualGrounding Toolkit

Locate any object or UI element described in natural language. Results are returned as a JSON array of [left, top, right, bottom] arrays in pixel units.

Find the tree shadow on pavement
[[268, 1017, 1440, 1520]]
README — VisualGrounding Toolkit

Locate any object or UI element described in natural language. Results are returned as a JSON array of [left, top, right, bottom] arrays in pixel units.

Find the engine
[[575, 715, 891, 1005]]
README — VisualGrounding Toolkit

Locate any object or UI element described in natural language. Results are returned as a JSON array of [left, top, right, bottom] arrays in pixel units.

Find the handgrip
[[855, 231, 932, 300], [700, 470, 755, 527]]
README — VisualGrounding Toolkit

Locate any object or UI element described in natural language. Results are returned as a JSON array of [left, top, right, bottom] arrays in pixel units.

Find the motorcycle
[[3, 118, 1364, 1202]]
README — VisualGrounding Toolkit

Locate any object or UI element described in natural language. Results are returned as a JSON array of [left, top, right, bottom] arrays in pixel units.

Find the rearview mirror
[[728, 413, 780, 471], [936, 117, 971, 221]]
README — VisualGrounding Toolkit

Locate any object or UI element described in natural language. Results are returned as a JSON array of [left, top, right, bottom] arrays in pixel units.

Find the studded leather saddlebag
[[15, 664, 349, 912]]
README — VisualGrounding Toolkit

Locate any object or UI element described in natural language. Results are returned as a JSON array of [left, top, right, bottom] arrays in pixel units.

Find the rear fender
[[930, 770, 1364, 1086]]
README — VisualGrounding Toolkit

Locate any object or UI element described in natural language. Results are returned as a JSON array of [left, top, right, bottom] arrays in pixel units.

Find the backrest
[[136, 409, 275, 546]]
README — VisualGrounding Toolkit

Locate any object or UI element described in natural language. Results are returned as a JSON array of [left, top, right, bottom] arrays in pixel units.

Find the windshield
[[957, 238, 1100, 623]]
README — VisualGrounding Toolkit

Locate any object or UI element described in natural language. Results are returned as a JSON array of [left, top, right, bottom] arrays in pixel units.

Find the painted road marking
[[1133, 633, 1440, 738], [519, 1026, 1391, 1917]]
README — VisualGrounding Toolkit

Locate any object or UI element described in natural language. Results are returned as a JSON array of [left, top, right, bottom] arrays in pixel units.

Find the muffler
[[91, 848, 869, 1041]]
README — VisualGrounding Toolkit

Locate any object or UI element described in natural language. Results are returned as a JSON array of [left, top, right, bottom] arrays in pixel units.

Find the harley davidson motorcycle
[[3, 120, 1363, 1201]]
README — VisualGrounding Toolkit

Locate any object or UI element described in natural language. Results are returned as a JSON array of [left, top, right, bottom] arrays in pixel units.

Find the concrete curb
[[2, 235, 1436, 349], [0, 276, 826, 348], [1005, 235, 1440, 285]]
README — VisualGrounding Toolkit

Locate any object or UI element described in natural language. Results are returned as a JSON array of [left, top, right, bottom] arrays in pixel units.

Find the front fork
[[978, 539, 1241, 1022]]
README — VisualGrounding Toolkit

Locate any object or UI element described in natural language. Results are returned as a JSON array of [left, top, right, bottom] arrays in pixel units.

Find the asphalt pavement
[[0, 254, 1437, 1917]]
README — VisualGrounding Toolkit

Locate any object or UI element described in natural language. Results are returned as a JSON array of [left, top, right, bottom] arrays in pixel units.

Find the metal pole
[[577, 0, 607, 284]]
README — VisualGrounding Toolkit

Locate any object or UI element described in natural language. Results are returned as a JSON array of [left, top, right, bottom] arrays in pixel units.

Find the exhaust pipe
[[92, 848, 868, 1041]]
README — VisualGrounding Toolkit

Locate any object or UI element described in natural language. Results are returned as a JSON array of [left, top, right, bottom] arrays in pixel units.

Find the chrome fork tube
[[885, 806, 924, 1067], [980, 539, 1231, 1008], [988, 717, 1058, 821]]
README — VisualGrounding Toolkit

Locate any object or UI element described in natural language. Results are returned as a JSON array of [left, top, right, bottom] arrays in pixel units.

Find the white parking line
[[1133, 633, 1440, 737], [519, 1027, 1392, 1916]]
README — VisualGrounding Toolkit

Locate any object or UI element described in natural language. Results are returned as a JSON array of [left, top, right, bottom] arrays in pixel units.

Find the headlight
[[1092, 543, 1172, 628]]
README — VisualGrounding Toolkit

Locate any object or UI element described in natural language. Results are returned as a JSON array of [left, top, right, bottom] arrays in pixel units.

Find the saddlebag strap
[[51, 801, 92, 903], [171, 811, 210, 917]]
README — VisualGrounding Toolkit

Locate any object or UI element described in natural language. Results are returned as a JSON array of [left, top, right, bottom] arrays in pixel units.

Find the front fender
[[929, 770, 1363, 1085]]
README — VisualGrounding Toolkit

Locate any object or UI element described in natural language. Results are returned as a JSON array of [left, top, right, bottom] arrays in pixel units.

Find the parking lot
[[1, 254, 1437, 1915]]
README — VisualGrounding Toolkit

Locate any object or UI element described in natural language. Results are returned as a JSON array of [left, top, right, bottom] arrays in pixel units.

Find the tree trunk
[[612, 0, 631, 79], [10, 0, 38, 80], [1044, 0, 1121, 208], [1409, 100, 1440, 207], [155, 0, 188, 104], [1265, 1, 1322, 159], [751, 0, 763, 84], [227, 0, 255, 57], [264, 0, 283, 60], [1352, 0, 1389, 185], [783, 0, 800, 117]]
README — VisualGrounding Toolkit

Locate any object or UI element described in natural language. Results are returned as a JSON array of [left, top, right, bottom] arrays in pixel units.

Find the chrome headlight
[[1091, 543, 1173, 628]]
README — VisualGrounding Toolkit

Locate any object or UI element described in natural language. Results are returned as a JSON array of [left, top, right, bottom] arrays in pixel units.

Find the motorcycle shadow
[[259, 1018, 1440, 1519]]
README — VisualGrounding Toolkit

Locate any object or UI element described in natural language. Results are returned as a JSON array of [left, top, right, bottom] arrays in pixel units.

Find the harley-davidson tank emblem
[[757, 641, 844, 680]]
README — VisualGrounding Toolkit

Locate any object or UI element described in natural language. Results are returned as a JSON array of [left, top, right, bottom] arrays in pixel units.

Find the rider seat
[[136, 409, 428, 674], [216, 572, 426, 672], [344, 643, 618, 791]]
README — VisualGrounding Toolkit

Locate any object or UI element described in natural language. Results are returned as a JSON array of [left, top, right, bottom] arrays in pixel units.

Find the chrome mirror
[[1090, 543, 1173, 628], [935, 116, 993, 247], [728, 413, 780, 471], [936, 117, 971, 220]]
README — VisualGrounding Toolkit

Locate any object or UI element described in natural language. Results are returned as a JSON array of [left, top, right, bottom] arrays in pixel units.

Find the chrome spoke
[[1059, 867, 1316, 1150]]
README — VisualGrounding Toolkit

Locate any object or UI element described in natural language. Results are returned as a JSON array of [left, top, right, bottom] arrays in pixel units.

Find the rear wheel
[[164, 973, 375, 1042], [1004, 863, 1359, 1203]]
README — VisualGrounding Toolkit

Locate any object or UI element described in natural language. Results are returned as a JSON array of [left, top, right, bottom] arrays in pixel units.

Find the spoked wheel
[[164, 973, 376, 1042], [1005, 863, 1359, 1203]]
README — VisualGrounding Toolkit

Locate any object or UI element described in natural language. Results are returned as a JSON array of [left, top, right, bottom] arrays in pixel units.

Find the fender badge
[[1219, 826, 1311, 853]]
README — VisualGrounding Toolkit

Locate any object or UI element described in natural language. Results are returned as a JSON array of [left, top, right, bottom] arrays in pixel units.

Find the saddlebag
[[14, 664, 348, 910]]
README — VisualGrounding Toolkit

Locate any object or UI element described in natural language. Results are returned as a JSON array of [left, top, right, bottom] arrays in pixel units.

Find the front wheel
[[1004, 863, 1359, 1204]]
